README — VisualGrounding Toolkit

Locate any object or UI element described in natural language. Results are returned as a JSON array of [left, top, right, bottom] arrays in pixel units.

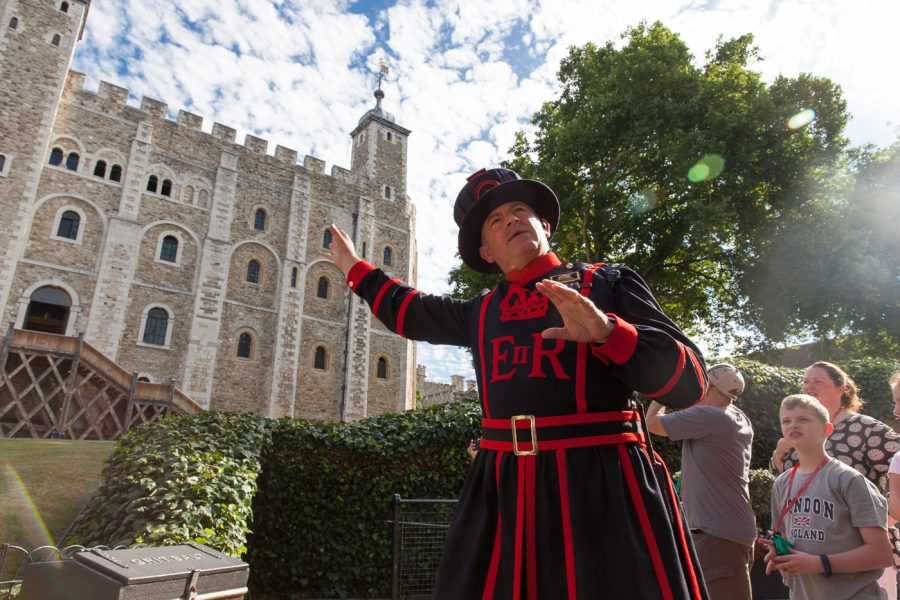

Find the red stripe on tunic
[[645, 342, 686, 398], [513, 458, 525, 600], [574, 265, 599, 414], [482, 452, 503, 600], [482, 410, 639, 429], [478, 291, 495, 418], [345, 260, 375, 291], [685, 346, 706, 406], [371, 278, 402, 318], [556, 449, 577, 600], [617, 444, 675, 600], [655, 451, 705, 600], [395, 290, 420, 337], [479, 432, 643, 453], [591, 314, 638, 364], [525, 456, 537, 600]]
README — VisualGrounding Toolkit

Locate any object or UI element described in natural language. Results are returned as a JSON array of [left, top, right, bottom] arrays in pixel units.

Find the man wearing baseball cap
[[326, 167, 708, 599], [646, 364, 756, 600]]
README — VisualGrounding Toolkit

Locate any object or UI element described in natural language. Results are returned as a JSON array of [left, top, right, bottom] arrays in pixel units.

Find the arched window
[[65, 152, 79, 171], [93, 160, 107, 178], [142, 308, 168, 345], [246, 259, 260, 284], [49, 148, 63, 166], [60, 2, 69, 12], [314, 346, 327, 370], [160, 179, 172, 197], [290, 267, 298, 288], [159, 235, 178, 262], [322, 229, 332, 249], [386, 132, 392, 141], [383, 246, 392, 267], [56, 210, 80, 240], [384, 186, 391, 199], [316, 277, 329, 299], [51, 34, 61, 46], [146, 175, 158, 193], [8, 17, 18, 29], [137, 376, 151, 383], [237, 332, 252, 359], [254, 208, 266, 231], [109, 164, 122, 182], [377, 357, 388, 379], [183, 186, 194, 203]]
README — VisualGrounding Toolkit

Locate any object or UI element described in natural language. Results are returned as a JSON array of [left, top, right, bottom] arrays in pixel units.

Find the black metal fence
[[390, 495, 457, 600]]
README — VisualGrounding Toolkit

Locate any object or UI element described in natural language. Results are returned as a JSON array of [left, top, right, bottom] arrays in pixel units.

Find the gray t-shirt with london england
[[661, 404, 757, 547], [770, 458, 888, 600]]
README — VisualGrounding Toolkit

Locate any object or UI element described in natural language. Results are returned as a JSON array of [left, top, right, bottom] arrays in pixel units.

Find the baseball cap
[[707, 363, 745, 400]]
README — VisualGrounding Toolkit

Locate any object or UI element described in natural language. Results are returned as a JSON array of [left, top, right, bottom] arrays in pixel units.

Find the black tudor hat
[[453, 168, 560, 274]]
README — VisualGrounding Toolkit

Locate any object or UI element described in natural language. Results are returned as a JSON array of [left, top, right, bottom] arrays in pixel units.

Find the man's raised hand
[[535, 279, 615, 344], [323, 224, 361, 276]]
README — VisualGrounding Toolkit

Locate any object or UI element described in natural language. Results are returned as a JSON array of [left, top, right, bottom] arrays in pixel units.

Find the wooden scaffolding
[[0, 325, 202, 440]]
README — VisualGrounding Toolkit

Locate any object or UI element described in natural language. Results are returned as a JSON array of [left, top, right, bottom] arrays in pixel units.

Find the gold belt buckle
[[511, 415, 538, 456]]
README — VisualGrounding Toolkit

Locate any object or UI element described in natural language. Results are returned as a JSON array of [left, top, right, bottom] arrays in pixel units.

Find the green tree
[[450, 22, 896, 353]]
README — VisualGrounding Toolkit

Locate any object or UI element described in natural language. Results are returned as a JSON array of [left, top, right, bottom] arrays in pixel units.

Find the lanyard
[[773, 457, 830, 534]]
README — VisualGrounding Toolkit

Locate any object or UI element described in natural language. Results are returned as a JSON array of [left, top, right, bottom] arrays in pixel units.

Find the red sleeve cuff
[[346, 260, 375, 292], [590, 314, 638, 365]]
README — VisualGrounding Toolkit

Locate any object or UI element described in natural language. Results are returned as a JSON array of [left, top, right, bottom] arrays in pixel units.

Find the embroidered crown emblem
[[500, 286, 550, 321]]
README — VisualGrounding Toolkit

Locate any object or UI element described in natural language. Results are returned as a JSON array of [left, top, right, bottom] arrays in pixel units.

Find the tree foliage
[[450, 22, 897, 355]]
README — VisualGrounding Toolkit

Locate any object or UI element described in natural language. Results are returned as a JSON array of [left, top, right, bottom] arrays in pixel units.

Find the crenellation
[[140, 97, 168, 120], [177, 109, 203, 131], [330, 165, 351, 182], [64, 70, 86, 93], [303, 155, 325, 174], [98, 80, 129, 104], [243, 134, 268, 155], [274, 145, 298, 165], [211, 123, 236, 144]]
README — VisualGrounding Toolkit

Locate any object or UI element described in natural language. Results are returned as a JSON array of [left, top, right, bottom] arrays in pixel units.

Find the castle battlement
[[62, 70, 358, 177]]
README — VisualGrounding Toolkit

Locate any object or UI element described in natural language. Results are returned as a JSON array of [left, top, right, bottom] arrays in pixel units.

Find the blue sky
[[72, 0, 900, 384]]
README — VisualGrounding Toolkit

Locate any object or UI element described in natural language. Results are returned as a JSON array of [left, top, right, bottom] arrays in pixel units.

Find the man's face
[[478, 201, 550, 273]]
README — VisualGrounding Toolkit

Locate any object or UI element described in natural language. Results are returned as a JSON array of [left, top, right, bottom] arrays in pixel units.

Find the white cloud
[[72, 0, 900, 385]]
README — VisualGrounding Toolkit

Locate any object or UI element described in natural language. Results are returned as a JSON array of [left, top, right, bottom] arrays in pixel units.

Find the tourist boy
[[763, 394, 891, 599]]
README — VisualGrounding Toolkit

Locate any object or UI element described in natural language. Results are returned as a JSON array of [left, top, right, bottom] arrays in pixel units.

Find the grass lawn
[[0, 438, 114, 549]]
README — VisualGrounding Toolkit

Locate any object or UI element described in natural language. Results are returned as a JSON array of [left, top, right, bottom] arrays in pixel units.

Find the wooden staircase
[[0, 325, 202, 440]]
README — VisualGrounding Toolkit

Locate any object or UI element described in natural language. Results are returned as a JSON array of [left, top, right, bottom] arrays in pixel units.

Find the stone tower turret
[[341, 68, 418, 420], [0, 0, 90, 325]]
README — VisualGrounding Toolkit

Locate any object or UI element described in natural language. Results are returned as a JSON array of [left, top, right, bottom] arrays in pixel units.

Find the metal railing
[[390, 495, 457, 600]]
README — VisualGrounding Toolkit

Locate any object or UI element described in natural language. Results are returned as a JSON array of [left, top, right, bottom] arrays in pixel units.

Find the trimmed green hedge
[[65, 411, 270, 555], [247, 401, 480, 598]]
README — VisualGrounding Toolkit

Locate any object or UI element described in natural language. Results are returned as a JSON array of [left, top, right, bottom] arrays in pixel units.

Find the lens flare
[[5, 464, 55, 547], [628, 190, 657, 215], [687, 154, 725, 183], [787, 109, 816, 130]]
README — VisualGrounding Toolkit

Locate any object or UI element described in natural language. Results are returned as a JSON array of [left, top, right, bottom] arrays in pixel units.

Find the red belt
[[479, 410, 643, 456]]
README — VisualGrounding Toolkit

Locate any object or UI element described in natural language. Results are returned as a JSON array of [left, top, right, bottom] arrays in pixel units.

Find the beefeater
[[324, 167, 709, 599]]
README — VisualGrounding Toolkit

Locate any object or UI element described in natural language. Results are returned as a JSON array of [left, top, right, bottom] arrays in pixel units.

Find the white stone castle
[[0, 0, 418, 420]]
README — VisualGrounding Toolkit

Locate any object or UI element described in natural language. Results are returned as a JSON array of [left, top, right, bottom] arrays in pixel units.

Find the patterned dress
[[347, 252, 710, 599], [780, 412, 900, 494]]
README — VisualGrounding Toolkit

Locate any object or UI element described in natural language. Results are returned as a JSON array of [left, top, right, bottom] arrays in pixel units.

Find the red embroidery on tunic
[[500, 286, 549, 321]]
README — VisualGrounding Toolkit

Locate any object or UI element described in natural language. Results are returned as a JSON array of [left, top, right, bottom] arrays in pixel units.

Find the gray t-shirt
[[661, 404, 756, 546], [770, 458, 888, 600]]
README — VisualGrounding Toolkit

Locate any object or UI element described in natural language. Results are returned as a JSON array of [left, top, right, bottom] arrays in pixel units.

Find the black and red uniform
[[346, 252, 709, 599]]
